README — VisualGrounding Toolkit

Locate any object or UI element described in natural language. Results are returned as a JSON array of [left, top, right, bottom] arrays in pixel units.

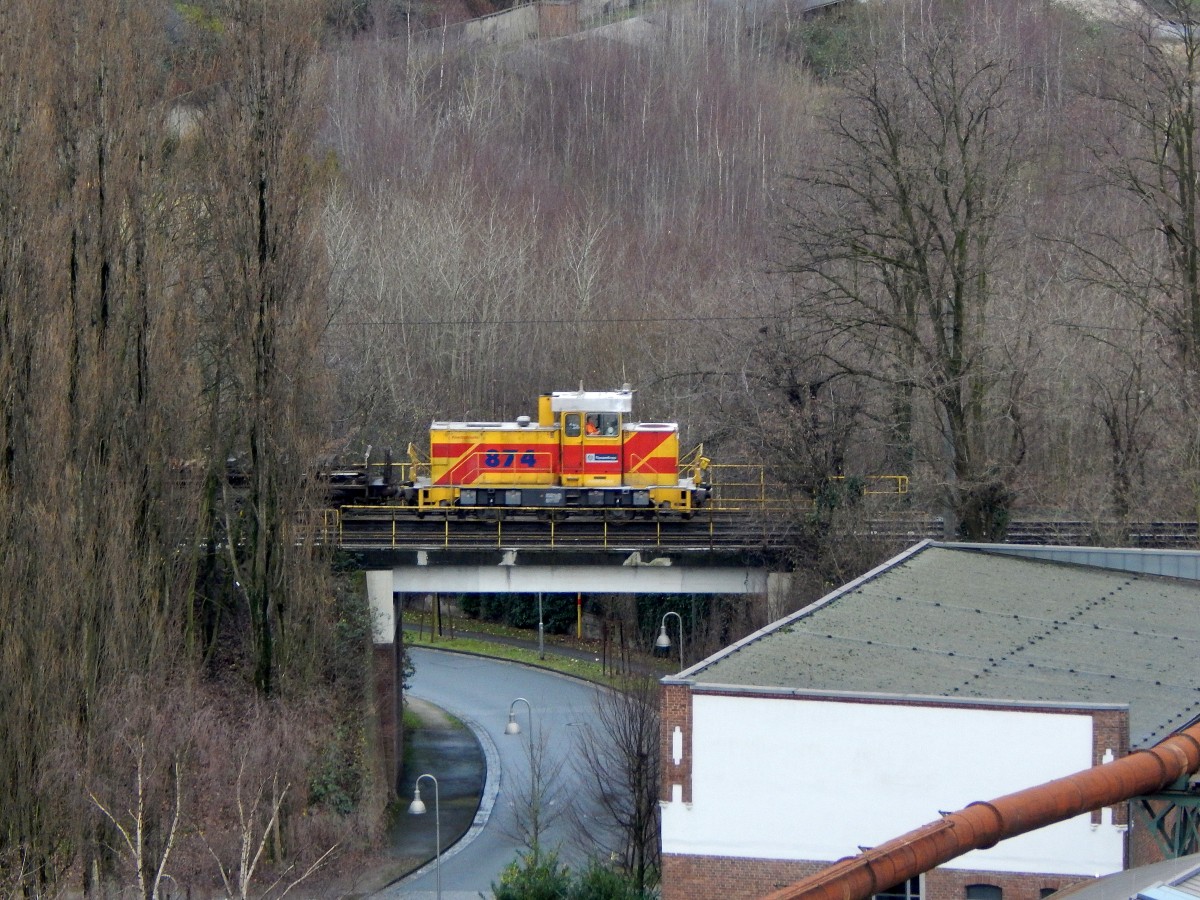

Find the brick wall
[[660, 682, 693, 803], [1090, 707, 1130, 827], [927, 867, 1090, 900], [372, 643, 398, 797], [1128, 799, 1173, 868], [662, 854, 1093, 900], [662, 853, 827, 900]]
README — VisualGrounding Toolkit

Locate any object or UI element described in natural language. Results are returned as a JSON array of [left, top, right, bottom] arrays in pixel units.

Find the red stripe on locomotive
[[432, 441, 559, 485], [622, 429, 676, 474]]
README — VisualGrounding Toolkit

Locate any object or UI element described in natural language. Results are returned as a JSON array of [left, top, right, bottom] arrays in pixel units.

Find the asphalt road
[[375, 647, 612, 899]]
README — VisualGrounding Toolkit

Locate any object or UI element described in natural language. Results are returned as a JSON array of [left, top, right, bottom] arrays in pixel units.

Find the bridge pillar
[[766, 571, 793, 622], [366, 570, 402, 796]]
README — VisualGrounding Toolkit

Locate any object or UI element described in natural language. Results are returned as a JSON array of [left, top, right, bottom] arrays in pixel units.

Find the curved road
[[375, 647, 611, 899]]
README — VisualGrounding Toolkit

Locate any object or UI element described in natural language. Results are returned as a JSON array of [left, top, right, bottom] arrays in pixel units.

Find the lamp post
[[656, 610, 684, 671], [537, 591, 544, 659], [505, 697, 533, 736], [407, 773, 441, 900]]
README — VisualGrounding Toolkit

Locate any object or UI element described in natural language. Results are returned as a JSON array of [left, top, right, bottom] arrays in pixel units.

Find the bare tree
[[320, 12, 815, 445], [201, 764, 336, 900], [0, 1, 196, 892], [573, 676, 661, 893], [1079, 0, 1200, 520], [503, 723, 568, 865], [192, 0, 333, 694], [781, 4, 1034, 539], [1093, 1, 1200, 364], [89, 743, 184, 900], [0, 1, 372, 895]]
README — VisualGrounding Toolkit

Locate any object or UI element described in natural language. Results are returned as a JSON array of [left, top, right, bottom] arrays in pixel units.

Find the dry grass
[[402, 612, 677, 685]]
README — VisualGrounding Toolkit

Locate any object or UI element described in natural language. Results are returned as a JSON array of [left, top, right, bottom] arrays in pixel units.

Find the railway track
[[324, 507, 1200, 552], [332, 507, 797, 552], [865, 517, 1200, 547]]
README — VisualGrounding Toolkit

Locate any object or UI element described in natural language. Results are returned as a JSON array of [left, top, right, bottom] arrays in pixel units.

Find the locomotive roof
[[548, 390, 633, 414], [429, 420, 677, 431], [430, 420, 553, 431], [681, 542, 1200, 749]]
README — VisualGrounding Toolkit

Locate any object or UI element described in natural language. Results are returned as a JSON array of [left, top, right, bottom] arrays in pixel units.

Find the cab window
[[565, 414, 581, 437], [600, 414, 619, 436]]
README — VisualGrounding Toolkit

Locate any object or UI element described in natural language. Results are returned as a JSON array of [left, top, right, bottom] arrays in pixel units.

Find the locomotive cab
[[548, 389, 630, 490]]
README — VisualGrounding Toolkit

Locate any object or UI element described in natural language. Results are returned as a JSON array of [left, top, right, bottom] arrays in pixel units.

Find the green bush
[[493, 849, 572, 900], [459, 593, 482, 618], [469, 593, 578, 634], [570, 861, 655, 900], [493, 850, 657, 900]]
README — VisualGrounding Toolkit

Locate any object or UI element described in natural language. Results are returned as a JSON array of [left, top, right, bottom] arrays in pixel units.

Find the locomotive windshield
[[584, 413, 619, 435]]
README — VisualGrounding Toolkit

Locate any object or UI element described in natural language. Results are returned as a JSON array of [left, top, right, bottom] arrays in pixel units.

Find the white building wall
[[661, 694, 1126, 877]]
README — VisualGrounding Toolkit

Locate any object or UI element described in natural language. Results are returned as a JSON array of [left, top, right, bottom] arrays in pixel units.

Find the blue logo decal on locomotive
[[586, 453, 619, 463]]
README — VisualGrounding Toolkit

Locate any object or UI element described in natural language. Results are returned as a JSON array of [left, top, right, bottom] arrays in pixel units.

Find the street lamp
[[407, 773, 441, 900], [656, 610, 684, 671], [537, 591, 545, 659], [505, 697, 533, 735]]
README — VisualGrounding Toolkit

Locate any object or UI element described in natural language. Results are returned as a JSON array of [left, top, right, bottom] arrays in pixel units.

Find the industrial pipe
[[761, 722, 1200, 900]]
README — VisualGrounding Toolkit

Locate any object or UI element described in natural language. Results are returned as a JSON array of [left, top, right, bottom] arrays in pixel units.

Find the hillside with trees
[[322, 0, 1200, 543], [3, 0, 1200, 895]]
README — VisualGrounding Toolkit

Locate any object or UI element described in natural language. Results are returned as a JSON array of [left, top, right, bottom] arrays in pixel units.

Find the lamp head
[[505, 711, 521, 735], [655, 624, 672, 650], [408, 784, 427, 815]]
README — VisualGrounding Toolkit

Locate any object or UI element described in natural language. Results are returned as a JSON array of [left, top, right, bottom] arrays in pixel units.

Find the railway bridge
[[326, 464, 908, 643], [346, 509, 803, 646], [345, 509, 804, 795]]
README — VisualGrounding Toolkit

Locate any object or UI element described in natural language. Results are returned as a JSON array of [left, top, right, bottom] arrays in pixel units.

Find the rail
[[325, 506, 799, 552], [310, 507, 1200, 553]]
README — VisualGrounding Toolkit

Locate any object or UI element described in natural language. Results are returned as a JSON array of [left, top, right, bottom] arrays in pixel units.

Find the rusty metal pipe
[[761, 723, 1200, 900]]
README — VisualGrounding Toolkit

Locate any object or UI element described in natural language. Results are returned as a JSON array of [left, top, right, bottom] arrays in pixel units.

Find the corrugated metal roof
[[1169, 867, 1200, 899], [686, 543, 1200, 747], [1052, 854, 1200, 900]]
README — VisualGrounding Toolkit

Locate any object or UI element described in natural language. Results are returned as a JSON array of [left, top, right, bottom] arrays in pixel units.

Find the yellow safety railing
[[831, 474, 909, 495], [332, 509, 722, 552], [703, 466, 909, 513]]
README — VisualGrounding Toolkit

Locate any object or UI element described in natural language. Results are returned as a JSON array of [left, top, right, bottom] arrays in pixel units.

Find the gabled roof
[[1053, 853, 1200, 900], [682, 542, 1200, 747]]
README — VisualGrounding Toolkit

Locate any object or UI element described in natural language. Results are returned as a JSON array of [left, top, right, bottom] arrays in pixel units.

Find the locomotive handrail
[[679, 443, 711, 485]]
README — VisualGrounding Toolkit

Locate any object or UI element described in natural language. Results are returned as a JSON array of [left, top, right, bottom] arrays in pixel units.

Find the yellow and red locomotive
[[405, 388, 710, 515]]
